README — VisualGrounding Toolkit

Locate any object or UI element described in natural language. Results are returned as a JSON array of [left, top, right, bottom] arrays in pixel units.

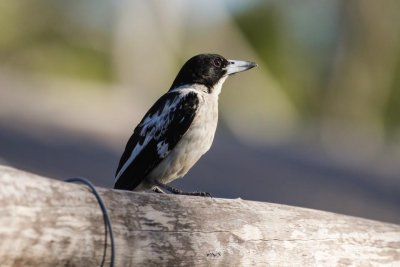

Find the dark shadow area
[[0, 125, 116, 186]]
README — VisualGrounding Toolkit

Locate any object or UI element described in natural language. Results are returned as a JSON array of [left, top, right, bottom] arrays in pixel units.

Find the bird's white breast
[[146, 88, 219, 186]]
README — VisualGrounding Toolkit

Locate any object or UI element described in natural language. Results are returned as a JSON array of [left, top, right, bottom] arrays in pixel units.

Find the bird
[[114, 53, 257, 196]]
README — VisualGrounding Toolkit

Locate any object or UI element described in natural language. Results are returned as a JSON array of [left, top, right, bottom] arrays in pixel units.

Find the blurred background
[[1, 0, 399, 223]]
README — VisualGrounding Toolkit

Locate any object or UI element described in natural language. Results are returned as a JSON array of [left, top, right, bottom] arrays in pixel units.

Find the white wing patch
[[157, 141, 169, 158], [139, 99, 173, 136], [114, 93, 186, 181]]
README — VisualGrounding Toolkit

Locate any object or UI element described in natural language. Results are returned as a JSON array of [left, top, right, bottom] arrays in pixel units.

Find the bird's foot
[[171, 189, 212, 198], [182, 191, 212, 197], [154, 181, 212, 197]]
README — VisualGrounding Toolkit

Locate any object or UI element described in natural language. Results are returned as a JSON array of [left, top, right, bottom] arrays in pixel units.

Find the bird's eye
[[213, 58, 222, 68]]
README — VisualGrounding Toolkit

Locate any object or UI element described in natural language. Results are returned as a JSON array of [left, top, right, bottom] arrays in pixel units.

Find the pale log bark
[[0, 165, 399, 266]]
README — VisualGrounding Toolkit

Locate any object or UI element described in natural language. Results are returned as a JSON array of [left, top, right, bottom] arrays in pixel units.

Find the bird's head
[[170, 54, 257, 94]]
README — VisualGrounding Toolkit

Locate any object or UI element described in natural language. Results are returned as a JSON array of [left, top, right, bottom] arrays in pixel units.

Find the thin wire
[[65, 177, 115, 267]]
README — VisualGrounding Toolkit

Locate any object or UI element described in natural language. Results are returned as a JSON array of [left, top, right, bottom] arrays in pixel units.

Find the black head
[[170, 54, 230, 92]]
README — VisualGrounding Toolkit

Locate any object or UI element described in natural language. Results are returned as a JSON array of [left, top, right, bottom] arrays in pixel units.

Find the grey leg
[[152, 186, 167, 194]]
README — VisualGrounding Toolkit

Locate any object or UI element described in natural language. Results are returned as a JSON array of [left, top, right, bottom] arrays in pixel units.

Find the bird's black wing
[[114, 90, 200, 190]]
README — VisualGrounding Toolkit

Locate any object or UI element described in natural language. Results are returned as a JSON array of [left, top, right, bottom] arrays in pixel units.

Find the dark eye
[[213, 58, 222, 68]]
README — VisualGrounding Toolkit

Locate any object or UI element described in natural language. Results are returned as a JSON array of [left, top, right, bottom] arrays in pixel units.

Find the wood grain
[[0, 165, 399, 266]]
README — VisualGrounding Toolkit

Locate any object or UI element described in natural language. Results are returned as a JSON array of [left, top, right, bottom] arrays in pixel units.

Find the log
[[0, 165, 399, 267]]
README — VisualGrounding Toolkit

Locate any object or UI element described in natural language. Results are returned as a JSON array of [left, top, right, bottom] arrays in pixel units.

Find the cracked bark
[[0, 165, 399, 267]]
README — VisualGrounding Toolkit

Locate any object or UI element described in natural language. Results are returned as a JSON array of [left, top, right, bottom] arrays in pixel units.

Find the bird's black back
[[114, 91, 200, 190]]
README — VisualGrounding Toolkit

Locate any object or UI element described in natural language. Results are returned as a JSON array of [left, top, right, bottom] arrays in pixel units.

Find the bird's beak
[[225, 60, 257, 75]]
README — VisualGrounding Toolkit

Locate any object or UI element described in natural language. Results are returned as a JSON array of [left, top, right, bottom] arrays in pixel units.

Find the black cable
[[65, 177, 115, 267]]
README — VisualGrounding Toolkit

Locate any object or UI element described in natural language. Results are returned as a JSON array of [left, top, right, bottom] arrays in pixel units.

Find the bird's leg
[[154, 181, 212, 197], [152, 186, 167, 194]]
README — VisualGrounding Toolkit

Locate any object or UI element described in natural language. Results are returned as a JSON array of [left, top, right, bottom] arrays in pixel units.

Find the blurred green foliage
[[233, 1, 400, 134], [0, 1, 113, 82], [232, 2, 325, 120], [385, 61, 400, 137], [0, 0, 399, 134]]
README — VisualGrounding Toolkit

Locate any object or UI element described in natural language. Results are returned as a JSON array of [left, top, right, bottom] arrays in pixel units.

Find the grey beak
[[226, 60, 257, 75]]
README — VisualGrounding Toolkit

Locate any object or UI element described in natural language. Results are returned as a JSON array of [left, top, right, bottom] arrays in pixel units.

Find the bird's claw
[[197, 192, 212, 198]]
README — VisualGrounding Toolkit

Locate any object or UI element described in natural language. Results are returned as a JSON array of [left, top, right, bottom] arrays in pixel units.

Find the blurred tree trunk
[[321, 0, 400, 161]]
